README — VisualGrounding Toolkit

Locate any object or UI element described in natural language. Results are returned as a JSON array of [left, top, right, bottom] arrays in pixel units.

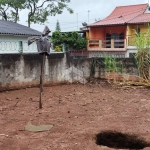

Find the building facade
[[87, 3, 150, 58]]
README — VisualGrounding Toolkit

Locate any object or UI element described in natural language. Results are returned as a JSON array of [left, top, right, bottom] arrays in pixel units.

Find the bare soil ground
[[0, 80, 150, 150]]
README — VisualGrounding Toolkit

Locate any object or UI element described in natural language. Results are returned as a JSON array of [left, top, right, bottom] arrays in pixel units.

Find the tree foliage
[[25, 0, 73, 27], [0, 0, 25, 22], [51, 31, 87, 51], [0, 0, 73, 27], [55, 20, 61, 31]]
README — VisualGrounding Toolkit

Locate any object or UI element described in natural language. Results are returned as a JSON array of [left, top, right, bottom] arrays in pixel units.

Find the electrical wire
[[30, 18, 97, 27]]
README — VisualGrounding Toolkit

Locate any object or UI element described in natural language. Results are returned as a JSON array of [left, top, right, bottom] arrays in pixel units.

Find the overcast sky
[[19, 0, 148, 32]]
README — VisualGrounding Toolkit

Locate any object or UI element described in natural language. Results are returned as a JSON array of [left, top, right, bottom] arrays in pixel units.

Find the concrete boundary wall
[[0, 53, 91, 91], [0, 53, 138, 91]]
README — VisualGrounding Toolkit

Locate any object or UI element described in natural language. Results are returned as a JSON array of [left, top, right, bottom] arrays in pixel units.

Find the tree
[[0, 0, 25, 22], [0, 0, 73, 27], [24, 0, 73, 27], [55, 20, 61, 31], [51, 31, 87, 51]]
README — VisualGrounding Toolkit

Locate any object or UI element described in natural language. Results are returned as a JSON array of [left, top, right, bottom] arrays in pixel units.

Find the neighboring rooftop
[[128, 13, 150, 24], [0, 20, 42, 36], [88, 3, 149, 27]]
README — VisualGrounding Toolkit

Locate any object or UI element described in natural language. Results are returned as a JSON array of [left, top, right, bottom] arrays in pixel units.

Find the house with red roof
[[87, 3, 150, 58]]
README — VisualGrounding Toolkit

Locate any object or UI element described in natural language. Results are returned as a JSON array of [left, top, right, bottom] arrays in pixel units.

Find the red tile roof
[[88, 3, 148, 27], [128, 13, 150, 24]]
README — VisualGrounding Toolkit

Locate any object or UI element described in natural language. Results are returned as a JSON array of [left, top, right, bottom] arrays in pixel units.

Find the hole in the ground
[[96, 130, 150, 149]]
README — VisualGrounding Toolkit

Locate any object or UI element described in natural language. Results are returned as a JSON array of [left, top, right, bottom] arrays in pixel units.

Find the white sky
[[19, 0, 148, 32]]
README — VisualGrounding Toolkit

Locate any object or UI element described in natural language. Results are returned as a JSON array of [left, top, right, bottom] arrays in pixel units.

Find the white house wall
[[0, 35, 38, 54]]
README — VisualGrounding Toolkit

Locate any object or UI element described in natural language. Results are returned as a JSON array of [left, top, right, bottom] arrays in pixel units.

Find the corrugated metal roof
[[0, 20, 42, 36], [88, 3, 148, 27]]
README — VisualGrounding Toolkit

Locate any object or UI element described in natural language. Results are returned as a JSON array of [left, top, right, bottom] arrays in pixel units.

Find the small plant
[[119, 61, 124, 74], [103, 54, 119, 82], [104, 54, 118, 73]]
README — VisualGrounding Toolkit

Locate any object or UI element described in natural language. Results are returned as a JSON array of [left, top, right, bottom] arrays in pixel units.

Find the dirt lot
[[0, 81, 150, 150]]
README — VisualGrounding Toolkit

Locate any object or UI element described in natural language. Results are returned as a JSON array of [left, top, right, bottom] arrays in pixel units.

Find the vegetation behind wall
[[51, 31, 87, 52], [133, 25, 150, 85]]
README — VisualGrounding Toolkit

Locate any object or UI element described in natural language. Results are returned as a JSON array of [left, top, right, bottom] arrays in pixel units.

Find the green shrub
[[51, 31, 87, 51], [51, 31, 62, 50], [104, 54, 118, 73]]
